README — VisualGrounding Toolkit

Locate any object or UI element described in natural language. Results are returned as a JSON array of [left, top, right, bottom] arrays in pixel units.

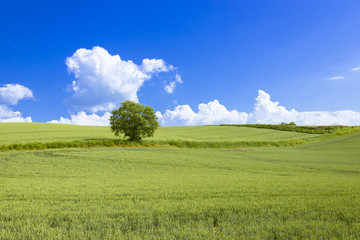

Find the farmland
[[0, 123, 360, 238], [0, 123, 320, 144]]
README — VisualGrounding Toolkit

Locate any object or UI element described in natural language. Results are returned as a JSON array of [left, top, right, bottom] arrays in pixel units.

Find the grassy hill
[[0, 122, 320, 145], [152, 125, 320, 141], [0, 127, 359, 238]]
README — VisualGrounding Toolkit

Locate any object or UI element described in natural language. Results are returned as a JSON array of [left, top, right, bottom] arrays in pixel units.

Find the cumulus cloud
[[0, 84, 33, 105], [248, 90, 360, 125], [0, 103, 32, 123], [249, 90, 298, 124], [157, 90, 360, 126], [327, 76, 344, 80], [48, 111, 111, 126], [0, 84, 33, 122], [66, 46, 179, 112], [164, 74, 183, 94], [157, 99, 248, 126]]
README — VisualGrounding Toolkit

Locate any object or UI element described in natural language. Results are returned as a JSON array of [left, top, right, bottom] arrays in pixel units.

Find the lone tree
[[109, 100, 159, 141]]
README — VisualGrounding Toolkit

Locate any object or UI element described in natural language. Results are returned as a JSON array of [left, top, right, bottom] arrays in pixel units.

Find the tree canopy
[[109, 100, 159, 141]]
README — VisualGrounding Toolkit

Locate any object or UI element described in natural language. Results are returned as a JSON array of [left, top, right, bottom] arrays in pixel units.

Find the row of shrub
[[220, 124, 359, 134], [0, 140, 144, 151], [155, 139, 307, 148], [0, 139, 308, 152]]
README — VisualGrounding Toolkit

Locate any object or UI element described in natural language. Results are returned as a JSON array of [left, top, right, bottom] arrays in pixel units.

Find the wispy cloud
[[164, 74, 183, 94], [351, 66, 360, 71], [327, 76, 344, 80]]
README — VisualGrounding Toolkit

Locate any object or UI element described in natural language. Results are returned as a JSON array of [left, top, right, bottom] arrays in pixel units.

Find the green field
[[0, 123, 320, 144], [1, 123, 360, 238]]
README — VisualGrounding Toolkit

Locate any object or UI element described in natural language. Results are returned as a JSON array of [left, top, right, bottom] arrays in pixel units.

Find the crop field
[[0, 123, 320, 145], [1, 124, 360, 239]]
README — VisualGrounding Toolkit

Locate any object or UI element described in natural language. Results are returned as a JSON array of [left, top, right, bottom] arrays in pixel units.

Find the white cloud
[[351, 66, 360, 71], [66, 46, 178, 112], [164, 82, 176, 94], [157, 99, 249, 126], [0, 84, 33, 105], [48, 111, 111, 126], [141, 58, 173, 73], [0, 105, 32, 123], [157, 90, 360, 126], [0, 83, 33, 122], [248, 90, 360, 125], [249, 90, 298, 124], [327, 76, 344, 80], [164, 74, 183, 94]]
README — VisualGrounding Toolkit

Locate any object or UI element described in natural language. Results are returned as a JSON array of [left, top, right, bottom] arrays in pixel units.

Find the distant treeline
[[221, 124, 359, 134]]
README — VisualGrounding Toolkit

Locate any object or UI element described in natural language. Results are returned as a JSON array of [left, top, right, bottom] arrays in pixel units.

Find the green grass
[[0, 123, 320, 145], [1, 123, 359, 152], [0, 123, 116, 144], [1, 131, 360, 238], [151, 125, 321, 141], [0, 123, 324, 152]]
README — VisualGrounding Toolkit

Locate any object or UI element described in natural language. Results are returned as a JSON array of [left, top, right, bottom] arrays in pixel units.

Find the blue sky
[[1, 0, 360, 125]]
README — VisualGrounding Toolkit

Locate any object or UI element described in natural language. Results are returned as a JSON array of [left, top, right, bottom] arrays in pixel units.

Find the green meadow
[[1, 123, 360, 239], [0, 123, 319, 144], [0, 123, 326, 151]]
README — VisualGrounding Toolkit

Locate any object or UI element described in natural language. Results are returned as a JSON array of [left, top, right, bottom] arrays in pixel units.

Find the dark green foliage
[[281, 121, 296, 126], [109, 100, 159, 141]]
